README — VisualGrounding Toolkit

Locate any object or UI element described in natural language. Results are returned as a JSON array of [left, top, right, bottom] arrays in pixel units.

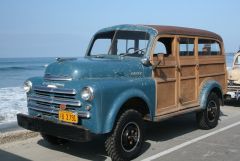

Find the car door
[[151, 36, 179, 116], [177, 37, 199, 109]]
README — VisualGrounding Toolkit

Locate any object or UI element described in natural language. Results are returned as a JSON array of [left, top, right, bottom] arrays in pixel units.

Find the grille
[[228, 81, 240, 92], [28, 86, 81, 115]]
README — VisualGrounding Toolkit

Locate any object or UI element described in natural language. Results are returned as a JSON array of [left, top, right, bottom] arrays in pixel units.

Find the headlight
[[23, 80, 32, 93], [81, 86, 94, 101]]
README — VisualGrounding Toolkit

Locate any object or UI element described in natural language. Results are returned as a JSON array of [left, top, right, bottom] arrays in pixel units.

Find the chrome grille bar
[[29, 95, 81, 107], [28, 102, 58, 114], [228, 85, 240, 92], [34, 86, 76, 95]]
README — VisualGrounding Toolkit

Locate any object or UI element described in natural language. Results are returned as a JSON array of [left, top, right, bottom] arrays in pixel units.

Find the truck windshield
[[88, 30, 150, 57], [234, 55, 240, 65]]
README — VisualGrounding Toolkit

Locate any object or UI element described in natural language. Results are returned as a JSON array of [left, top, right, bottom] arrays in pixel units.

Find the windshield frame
[[85, 25, 157, 58]]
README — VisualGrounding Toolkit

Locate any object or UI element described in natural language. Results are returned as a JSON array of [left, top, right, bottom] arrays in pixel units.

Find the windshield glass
[[88, 30, 150, 57], [234, 55, 240, 65]]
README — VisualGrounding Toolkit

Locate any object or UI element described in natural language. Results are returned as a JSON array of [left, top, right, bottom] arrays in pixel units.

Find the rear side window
[[179, 38, 195, 56], [198, 39, 221, 56]]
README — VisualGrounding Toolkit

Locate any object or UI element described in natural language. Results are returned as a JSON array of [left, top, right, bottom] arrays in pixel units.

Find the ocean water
[[0, 54, 235, 124], [0, 57, 55, 124]]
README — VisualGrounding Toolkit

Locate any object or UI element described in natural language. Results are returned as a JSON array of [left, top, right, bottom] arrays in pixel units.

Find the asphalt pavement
[[0, 103, 240, 161]]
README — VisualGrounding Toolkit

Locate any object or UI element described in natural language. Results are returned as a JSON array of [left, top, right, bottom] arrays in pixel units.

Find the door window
[[179, 38, 195, 56], [154, 37, 174, 56]]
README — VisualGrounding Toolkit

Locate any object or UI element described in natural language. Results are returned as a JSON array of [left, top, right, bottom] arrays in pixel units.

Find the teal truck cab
[[17, 24, 227, 161]]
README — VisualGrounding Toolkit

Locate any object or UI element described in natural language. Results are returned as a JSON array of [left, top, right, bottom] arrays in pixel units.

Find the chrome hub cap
[[121, 122, 140, 152]]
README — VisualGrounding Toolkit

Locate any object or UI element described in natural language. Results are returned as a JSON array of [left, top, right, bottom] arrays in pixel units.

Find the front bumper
[[225, 91, 240, 100], [17, 113, 93, 142]]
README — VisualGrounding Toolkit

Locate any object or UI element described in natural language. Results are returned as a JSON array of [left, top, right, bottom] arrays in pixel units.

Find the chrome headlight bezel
[[23, 80, 32, 93], [81, 86, 94, 101]]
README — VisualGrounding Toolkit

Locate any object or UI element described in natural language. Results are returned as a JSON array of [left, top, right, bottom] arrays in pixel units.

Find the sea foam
[[0, 87, 27, 124]]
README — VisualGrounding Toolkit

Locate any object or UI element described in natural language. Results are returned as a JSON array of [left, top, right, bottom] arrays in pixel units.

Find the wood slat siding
[[154, 62, 178, 115], [151, 33, 226, 118], [198, 56, 226, 93]]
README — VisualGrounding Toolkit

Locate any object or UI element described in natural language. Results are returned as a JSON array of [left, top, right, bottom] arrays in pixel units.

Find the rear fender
[[199, 80, 223, 110]]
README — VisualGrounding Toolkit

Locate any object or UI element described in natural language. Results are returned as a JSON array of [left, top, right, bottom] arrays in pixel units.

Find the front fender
[[199, 79, 223, 109], [102, 88, 153, 133]]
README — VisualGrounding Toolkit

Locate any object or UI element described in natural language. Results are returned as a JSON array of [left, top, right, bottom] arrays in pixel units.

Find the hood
[[44, 57, 144, 80], [228, 67, 240, 84]]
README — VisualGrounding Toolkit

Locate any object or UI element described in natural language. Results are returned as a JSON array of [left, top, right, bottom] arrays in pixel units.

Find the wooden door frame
[[176, 35, 199, 109], [150, 35, 179, 116]]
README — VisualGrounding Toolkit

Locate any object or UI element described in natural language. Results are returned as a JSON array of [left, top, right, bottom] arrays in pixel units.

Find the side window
[[154, 42, 167, 54], [198, 39, 221, 56], [154, 37, 173, 56], [179, 38, 195, 56]]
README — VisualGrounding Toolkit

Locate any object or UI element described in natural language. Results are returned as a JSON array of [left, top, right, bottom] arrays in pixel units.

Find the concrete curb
[[0, 130, 39, 145]]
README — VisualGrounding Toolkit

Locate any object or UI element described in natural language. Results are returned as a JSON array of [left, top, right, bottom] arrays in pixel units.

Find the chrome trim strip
[[29, 104, 58, 114], [34, 86, 76, 95], [29, 95, 81, 107], [44, 74, 72, 81], [56, 57, 77, 62]]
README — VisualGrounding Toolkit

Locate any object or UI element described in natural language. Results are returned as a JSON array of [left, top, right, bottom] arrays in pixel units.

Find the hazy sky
[[0, 0, 239, 58]]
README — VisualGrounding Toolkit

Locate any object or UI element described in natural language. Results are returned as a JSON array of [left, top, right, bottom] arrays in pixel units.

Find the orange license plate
[[59, 110, 78, 123]]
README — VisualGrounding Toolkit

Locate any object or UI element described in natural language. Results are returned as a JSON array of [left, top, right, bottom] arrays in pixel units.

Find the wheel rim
[[207, 100, 218, 122], [121, 122, 140, 152]]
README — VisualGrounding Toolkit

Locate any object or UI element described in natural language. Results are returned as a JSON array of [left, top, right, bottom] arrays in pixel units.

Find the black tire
[[196, 92, 220, 130], [105, 109, 144, 161], [41, 133, 68, 145]]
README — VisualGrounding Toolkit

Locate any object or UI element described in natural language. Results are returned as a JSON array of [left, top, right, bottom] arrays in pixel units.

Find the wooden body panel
[[151, 35, 226, 117], [154, 62, 178, 115], [178, 56, 198, 108], [198, 56, 227, 93]]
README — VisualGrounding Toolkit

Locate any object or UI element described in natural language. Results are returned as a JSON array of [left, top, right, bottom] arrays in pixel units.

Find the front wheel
[[105, 109, 144, 161], [196, 92, 220, 129]]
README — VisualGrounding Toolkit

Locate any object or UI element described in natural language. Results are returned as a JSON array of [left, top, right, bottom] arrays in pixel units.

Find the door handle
[[176, 64, 181, 72], [196, 64, 199, 70]]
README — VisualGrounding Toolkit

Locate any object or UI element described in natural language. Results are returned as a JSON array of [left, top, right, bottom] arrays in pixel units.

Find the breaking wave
[[0, 87, 27, 124]]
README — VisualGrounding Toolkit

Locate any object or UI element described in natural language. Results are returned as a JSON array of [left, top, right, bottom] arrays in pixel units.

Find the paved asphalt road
[[1, 103, 240, 161]]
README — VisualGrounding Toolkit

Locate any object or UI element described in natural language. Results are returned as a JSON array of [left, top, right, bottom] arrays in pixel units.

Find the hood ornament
[[56, 57, 78, 62]]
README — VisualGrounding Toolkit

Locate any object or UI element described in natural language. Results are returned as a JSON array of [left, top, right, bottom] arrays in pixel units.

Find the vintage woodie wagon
[[17, 24, 227, 161]]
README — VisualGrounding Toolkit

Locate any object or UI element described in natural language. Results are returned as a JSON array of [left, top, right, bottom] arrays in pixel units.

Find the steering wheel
[[127, 47, 146, 55]]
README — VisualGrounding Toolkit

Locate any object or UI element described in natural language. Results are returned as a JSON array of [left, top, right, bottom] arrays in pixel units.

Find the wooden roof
[[144, 25, 222, 41]]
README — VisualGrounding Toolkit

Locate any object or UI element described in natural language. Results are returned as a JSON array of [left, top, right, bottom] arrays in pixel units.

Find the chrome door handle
[[176, 64, 181, 72], [196, 64, 199, 70]]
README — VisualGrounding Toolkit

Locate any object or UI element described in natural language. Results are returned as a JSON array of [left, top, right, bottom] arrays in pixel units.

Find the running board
[[146, 106, 201, 122]]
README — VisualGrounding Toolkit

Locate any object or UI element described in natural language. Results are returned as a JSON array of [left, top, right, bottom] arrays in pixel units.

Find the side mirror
[[141, 57, 151, 67], [152, 53, 165, 69], [157, 53, 164, 63]]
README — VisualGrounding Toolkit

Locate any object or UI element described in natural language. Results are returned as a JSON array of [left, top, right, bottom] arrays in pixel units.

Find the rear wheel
[[41, 133, 68, 145], [196, 92, 220, 129], [105, 109, 144, 161]]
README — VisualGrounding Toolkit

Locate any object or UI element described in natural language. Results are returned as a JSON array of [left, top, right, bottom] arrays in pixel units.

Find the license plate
[[59, 110, 78, 123]]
